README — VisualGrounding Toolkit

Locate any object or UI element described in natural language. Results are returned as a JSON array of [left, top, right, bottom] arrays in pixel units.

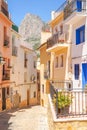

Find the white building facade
[[10, 25, 38, 108], [63, 0, 87, 89]]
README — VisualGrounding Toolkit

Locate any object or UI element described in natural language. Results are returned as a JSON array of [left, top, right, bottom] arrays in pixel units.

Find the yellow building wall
[[40, 44, 51, 107], [53, 48, 68, 81], [41, 32, 51, 45], [40, 44, 50, 65]]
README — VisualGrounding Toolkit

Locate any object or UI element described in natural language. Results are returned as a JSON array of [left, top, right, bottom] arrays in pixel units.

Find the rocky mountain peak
[[19, 13, 50, 50]]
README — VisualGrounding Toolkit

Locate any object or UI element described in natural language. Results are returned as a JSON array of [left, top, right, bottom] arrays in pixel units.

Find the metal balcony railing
[[44, 70, 50, 79], [1, 0, 8, 9], [4, 36, 9, 47], [50, 82, 87, 118], [55, 0, 86, 20], [64, 0, 86, 20], [0, 0, 9, 17], [2, 70, 10, 80], [1, 6, 9, 17], [12, 46, 18, 56], [47, 32, 67, 49]]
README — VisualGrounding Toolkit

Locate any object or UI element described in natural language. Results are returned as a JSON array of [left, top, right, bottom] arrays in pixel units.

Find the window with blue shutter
[[77, 0, 82, 12], [74, 64, 79, 80], [76, 25, 85, 45]]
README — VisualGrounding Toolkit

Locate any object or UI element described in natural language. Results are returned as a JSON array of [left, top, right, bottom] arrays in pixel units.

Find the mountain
[[19, 13, 46, 50]]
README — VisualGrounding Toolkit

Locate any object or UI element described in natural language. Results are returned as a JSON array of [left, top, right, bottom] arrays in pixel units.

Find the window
[[24, 52, 27, 68], [60, 55, 63, 67], [33, 91, 36, 98], [55, 57, 58, 68], [7, 87, 9, 95], [24, 72, 27, 82], [34, 61, 36, 68], [77, 0, 82, 12], [2, 65, 5, 76], [4, 26, 7, 38], [8, 59, 10, 67], [12, 35, 15, 46], [76, 25, 85, 45], [42, 84, 44, 93], [74, 64, 79, 80], [47, 60, 50, 78], [60, 25, 63, 35]]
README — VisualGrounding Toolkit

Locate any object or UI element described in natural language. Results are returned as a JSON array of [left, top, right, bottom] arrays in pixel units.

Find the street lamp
[[0, 52, 5, 65]]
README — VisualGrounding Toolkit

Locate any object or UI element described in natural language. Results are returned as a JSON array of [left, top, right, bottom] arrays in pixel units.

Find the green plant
[[53, 91, 72, 109], [85, 84, 87, 91], [85, 84, 87, 88]]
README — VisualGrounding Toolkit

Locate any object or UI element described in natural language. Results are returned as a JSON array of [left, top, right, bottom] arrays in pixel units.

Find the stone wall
[[47, 96, 87, 130], [47, 98, 55, 130]]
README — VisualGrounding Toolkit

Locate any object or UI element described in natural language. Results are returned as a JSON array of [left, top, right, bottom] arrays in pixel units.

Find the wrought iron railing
[[2, 70, 10, 80], [1, 6, 9, 17], [55, 0, 86, 20], [64, 0, 86, 20], [4, 36, 9, 47], [47, 32, 68, 49], [50, 82, 87, 118], [0, 0, 9, 17]]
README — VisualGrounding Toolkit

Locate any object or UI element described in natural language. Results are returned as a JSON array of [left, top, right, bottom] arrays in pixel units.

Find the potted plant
[[53, 91, 72, 114]]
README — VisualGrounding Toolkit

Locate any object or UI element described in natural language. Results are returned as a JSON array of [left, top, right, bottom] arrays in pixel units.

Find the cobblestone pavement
[[0, 105, 49, 130]]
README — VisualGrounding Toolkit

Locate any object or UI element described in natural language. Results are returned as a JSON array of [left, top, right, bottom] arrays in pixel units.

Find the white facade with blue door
[[69, 0, 87, 89]]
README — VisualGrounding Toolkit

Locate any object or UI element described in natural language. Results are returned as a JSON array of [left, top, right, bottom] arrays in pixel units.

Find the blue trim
[[76, 25, 85, 45], [82, 63, 87, 89], [77, 0, 82, 12], [74, 64, 79, 80]]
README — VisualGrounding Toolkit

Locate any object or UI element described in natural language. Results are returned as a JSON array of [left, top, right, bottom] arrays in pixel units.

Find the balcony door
[[2, 88, 6, 110], [82, 63, 87, 89], [77, 0, 82, 12]]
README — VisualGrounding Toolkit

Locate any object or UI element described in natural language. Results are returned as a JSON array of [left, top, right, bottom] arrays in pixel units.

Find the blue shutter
[[76, 25, 85, 45], [76, 29, 80, 45], [77, 0, 82, 12], [82, 63, 87, 89], [82, 25, 85, 42], [74, 64, 79, 80]]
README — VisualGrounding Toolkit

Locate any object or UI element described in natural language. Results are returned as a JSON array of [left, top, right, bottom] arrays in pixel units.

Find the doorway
[[2, 88, 6, 110], [82, 63, 87, 89]]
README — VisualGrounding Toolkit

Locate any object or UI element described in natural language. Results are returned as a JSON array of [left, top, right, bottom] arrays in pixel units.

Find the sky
[[7, 0, 65, 26]]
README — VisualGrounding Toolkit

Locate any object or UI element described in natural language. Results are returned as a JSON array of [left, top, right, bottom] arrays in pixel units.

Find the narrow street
[[0, 105, 49, 130]]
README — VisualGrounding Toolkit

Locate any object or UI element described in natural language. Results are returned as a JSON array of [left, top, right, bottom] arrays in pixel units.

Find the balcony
[[2, 70, 10, 80], [47, 32, 68, 52], [55, 0, 86, 24], [64, 0, 86, 24], [0, 0, 9, 18], [12, 46, 18, 56], [4, 36, 9, 47], [44, 70, 49, 79], [50, 82, 87, 119]]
